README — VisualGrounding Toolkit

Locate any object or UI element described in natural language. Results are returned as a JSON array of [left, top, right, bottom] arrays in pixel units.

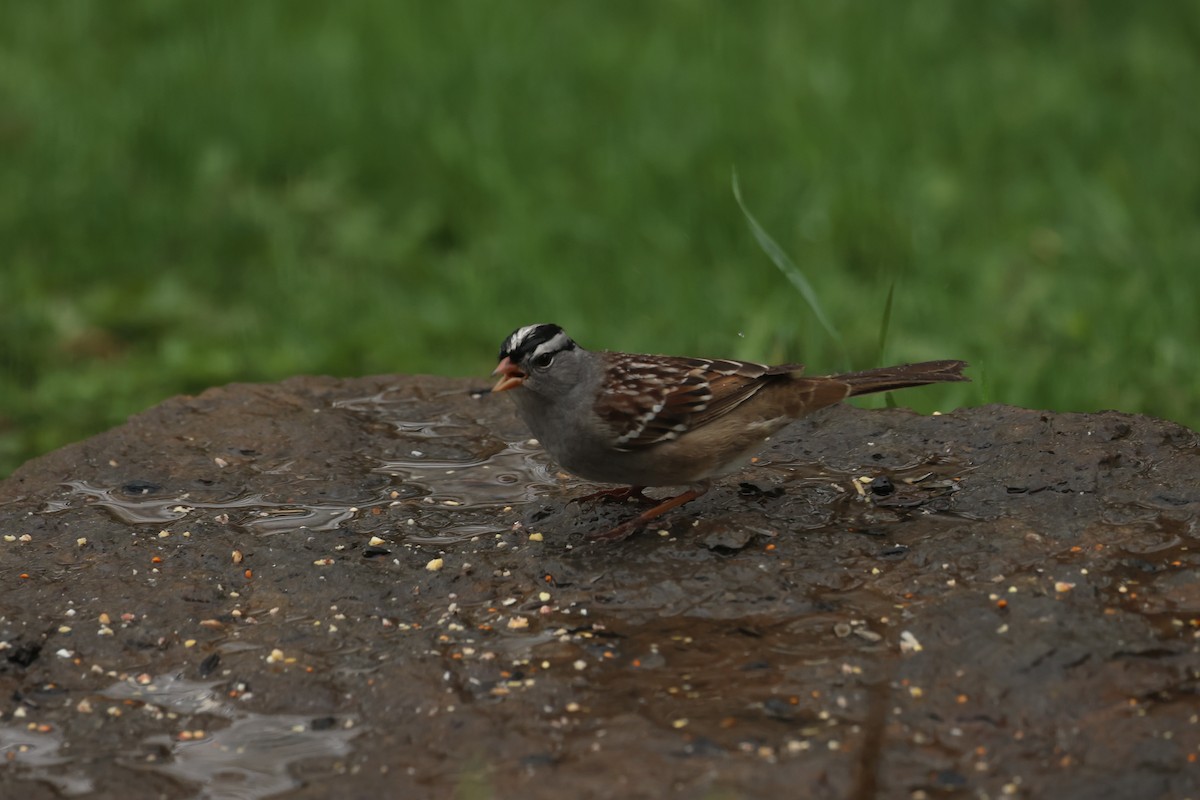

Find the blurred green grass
[[2, 1, 1197, 477]]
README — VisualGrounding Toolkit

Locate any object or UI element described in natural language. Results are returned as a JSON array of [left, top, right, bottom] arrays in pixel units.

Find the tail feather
[[835, 360, 969, 397]]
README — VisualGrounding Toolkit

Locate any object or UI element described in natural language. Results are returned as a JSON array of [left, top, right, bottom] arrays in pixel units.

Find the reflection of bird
[[493, 323, 969, 542]]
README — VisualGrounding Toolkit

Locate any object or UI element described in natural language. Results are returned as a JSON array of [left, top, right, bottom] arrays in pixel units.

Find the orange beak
[[491, 356, 526, 392]]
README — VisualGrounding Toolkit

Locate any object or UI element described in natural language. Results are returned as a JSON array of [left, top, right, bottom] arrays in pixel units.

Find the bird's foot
[[586, 485, 709, 543]]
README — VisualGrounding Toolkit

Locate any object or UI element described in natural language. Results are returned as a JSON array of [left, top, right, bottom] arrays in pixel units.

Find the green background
[[2, 1, 1197, 478]]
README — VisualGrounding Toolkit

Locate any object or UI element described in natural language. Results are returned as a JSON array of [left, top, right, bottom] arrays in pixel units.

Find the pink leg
[[588, 484, 709, 543]]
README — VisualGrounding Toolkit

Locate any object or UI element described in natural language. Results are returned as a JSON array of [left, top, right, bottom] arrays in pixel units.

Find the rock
[[0, 377, 1196, 799]]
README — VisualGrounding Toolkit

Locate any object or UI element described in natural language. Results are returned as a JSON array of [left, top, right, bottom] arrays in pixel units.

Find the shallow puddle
[[46, 434, 564, 540], [105, 674, 359, 800], [0, 725, 94, 796]]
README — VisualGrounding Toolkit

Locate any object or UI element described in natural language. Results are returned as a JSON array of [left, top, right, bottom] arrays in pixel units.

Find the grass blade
[[731, 169, 844, 354], [876, 280, 898, 407]]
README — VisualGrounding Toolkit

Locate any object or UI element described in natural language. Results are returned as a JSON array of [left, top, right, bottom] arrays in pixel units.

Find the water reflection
[[105, 673, 359, 800]]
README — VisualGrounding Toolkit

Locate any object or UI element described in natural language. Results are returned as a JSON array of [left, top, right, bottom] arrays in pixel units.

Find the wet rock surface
[[0, 375, 1197, 800]]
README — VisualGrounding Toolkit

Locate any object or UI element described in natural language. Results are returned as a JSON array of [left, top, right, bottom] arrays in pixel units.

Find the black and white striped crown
[[499, 323, 577, 363]]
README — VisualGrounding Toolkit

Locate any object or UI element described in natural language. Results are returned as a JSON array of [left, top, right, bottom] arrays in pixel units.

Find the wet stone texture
[[0, 375, 1197, 800]]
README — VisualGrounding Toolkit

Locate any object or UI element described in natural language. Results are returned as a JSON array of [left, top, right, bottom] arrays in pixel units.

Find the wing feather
[[594, 355, 804, 450]]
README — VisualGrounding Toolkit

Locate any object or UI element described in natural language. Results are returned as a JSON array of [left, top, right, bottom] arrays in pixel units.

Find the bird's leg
[[588, 483, 710, 543], [575, 485, 651, 504]]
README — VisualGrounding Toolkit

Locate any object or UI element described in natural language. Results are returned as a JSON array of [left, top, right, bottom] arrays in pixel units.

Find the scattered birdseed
[[232, 550, 243, 564], [76, 538, 87, 547], [899, 631, 923, 654], [529, 532, 544, 542], [507, 617, 529, 630], [18, 534, 32, 543], [313, 558, 335, 566], [1055, 581, 1075, 593], [426, 558, 444, 572], [368, 536, 386, 546]]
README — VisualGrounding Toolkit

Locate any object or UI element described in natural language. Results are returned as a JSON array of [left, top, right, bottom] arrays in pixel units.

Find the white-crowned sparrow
[[493, 323, 968, 542]]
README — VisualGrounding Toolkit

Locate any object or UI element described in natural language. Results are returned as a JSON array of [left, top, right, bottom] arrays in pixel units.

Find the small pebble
[[899, 630, 923, 653]]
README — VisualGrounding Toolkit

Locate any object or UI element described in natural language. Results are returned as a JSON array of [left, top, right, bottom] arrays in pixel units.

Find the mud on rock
[[0, 375, 1197, 799]]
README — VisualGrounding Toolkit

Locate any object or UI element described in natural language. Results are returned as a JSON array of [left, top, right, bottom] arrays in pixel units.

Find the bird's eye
[[530, 352, 554, 369]]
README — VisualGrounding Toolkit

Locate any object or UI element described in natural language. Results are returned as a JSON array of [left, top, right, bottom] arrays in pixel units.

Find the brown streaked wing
[[679, 358, 803, 429], [596, 355, 801, 450]]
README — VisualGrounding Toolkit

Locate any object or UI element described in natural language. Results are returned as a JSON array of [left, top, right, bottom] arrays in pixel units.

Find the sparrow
[[493, 323, 968, 541]]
